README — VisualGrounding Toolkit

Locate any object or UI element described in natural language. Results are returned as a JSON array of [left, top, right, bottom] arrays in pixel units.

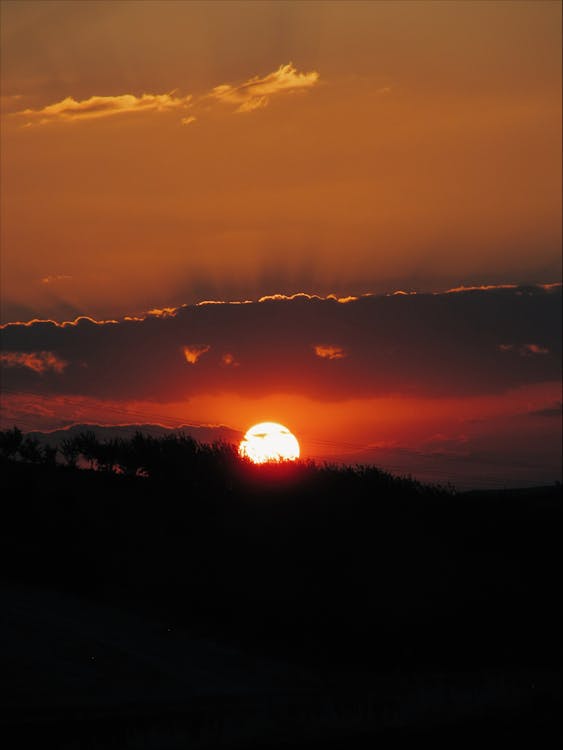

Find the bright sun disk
[[239, 422, 300, 464]]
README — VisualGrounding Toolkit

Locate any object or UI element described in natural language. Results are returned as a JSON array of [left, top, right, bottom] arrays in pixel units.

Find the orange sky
[[1, 1, 561, 488], [1, 0, 561, 322]]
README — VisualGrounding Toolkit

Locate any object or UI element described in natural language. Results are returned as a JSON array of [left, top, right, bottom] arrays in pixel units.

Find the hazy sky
[[1, 1, 561, 487], [1, 0, 561, 321]]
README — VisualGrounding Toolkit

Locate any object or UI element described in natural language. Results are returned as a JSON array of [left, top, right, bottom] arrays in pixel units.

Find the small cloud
[[40, 274, 72, 285], [181, 115, 197, 126], [211, 63, 319, 113], [499, 343, 550, 356], [375, 86, 392, 95], [147, 307, 179, 318], [221, 353, 239, 367], [183, 345, 210, 364], [15, 92, 193, 126], [236, 96, 269, 113], [314, 345, 347, 360], [0, 315, 118, 330], [0, 351, 68, 374], [447, 284, 518, 294], [196, 299, 253, 306], [259, 292, 325, 303], [523, 344, 550, 355]]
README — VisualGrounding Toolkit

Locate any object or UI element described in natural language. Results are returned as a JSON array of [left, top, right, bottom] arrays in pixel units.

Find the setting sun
[[239, 422, 300, 464]]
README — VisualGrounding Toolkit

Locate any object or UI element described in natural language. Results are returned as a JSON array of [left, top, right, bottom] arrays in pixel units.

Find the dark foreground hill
[[0, 453, 560, 747]]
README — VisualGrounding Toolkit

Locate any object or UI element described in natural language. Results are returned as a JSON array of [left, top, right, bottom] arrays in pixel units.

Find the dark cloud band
[[1, 286, 560, 402]]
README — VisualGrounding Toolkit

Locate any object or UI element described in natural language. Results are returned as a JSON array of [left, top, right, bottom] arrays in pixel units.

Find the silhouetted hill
[[0, 445, 560, 747]]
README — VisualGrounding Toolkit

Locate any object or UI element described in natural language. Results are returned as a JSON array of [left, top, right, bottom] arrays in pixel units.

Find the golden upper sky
[[1, 0, 560, 323]]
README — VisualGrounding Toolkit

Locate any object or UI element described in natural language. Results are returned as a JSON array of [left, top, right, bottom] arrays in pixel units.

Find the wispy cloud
[[40, 274, 72, 285], [147, 307, 181, 319], [0, 315, 118, 330], [221, 353, 239, 367], [183, 345, 210, 365], [12, 63, 319, 127], [211, 63, 319, 113], [499, 343, 550, 356], [17, 92, 193, 126], [257, 292, 353, 303], [314, 345, 347, 360], [446, 284, 519, 294], [0, 351, 68, 374]]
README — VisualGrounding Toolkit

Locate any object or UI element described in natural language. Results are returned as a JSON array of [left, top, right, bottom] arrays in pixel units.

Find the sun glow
[[239, 422, 300, 464]]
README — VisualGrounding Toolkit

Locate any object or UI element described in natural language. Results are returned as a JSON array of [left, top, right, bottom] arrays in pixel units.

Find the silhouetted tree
[[41, 443, 58, 467], [74, 431, 98, 469], [0, 426, 23, 459], [114, 438, 142, 476], [18, 436, 42, 463], [92, 438, 121, 473], [60, 436, 80, 468]]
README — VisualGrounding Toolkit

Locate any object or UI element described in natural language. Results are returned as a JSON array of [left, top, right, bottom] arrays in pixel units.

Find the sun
[[239, 422, 300, 464]]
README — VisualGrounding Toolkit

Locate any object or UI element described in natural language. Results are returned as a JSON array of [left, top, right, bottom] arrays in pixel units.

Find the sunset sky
[[1, 0, 561, 487]]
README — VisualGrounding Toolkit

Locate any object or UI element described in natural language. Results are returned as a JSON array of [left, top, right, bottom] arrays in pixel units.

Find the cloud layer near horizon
[[1, 286, 560, 403]]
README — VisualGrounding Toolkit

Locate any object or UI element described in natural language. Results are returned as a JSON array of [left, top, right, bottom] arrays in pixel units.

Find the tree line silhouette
[[1, 425, 255, 479], [0, 424, 440, 491]]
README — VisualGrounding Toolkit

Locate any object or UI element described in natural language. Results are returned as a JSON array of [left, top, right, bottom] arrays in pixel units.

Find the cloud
[[314, 345, 347, 360], [221, 353, 239, 367], [257, 293, 354, 303], [13, 63, 319, 128], [0, 350, 67, 374], [40, 274, 72, 285], [499, 343, 550, 356], [446, 284, 519, 294], [147, 307, 182, 319], [16, 92, 193, 126], [183, 345, 210, 364], [0, 315, 118, 330], [211, 63, 319, 113], [1, 285, 560, 403], [522, 344, 550, 355]]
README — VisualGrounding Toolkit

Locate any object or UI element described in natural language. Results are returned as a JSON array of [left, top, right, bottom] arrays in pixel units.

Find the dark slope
[[0, 456, 560, 747]]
